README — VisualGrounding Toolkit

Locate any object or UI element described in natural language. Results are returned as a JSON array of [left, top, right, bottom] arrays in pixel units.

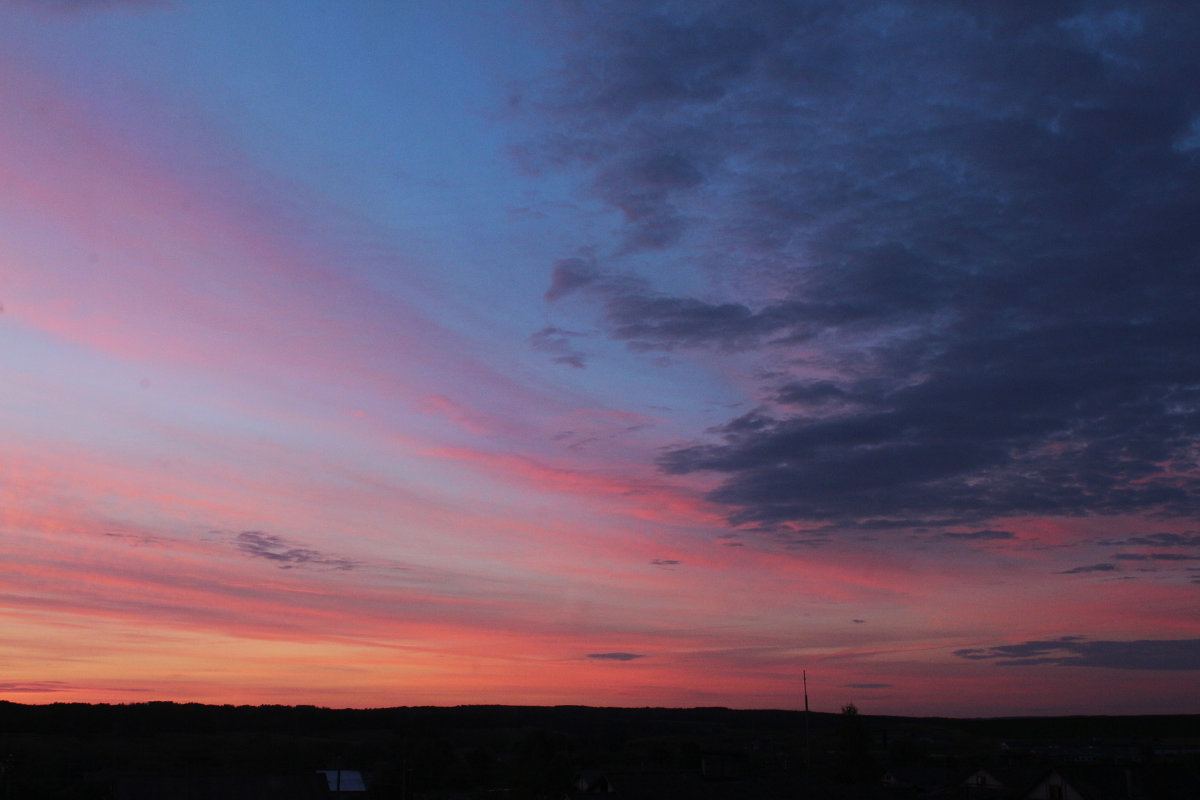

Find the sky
[[1, 0, 1198, 717]]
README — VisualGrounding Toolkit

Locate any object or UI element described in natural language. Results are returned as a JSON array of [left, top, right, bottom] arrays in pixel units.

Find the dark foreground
[[1, 701, 1197, 799]]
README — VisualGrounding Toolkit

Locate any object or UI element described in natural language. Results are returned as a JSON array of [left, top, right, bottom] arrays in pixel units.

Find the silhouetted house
[[952, 762, 1200, 800], [1022, 767, 1130, 800], [318, 769, 367, 794], [963, 767, 1007, 791], [961, 765, 1043, 797], [573, 770, 614, 792], [881, 764, 956, 795]]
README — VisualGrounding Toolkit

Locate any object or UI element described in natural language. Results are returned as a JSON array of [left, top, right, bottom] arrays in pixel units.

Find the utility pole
[[804, 670, 811, 772]]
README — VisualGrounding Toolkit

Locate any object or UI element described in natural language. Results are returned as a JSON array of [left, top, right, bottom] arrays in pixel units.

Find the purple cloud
[[587, 652, 644, 661], [955, 637, 1200, 670], [1058, 563, 1117, 575], [232, 531, 358, 571]]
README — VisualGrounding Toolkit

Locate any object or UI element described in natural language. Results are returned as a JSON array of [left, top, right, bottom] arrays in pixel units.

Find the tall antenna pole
[[803, 670, 811, 771]]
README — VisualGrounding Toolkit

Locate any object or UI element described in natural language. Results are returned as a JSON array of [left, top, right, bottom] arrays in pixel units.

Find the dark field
[[1, 702, 1197, 799]]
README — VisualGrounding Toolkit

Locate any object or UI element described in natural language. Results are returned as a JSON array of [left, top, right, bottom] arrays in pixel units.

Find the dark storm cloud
[[594, 152, 707, 251], [943, 529, 1015, 541], [233, 531, 358, 571], [1057, 563, 1116, 574], [1098, 532, 1200, 548], [776, 381, 847, 407], [544, 257, 598, 301], [955, 637, 1200, 670], [651, 558, 681, 567], [1113, 552, 1200, 561], [587, 652, 644, 661], [533, 0, 1200, 530], [530, 326, 589, 368]]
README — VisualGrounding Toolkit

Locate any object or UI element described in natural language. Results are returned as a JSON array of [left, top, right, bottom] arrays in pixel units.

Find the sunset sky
[[2, 0, 1199, 717]]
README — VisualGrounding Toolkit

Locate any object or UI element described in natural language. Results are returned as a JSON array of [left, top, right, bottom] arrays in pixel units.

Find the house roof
[[318, 769, 367, 792]]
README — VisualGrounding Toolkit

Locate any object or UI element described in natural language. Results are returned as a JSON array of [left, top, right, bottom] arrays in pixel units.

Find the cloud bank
[[533, 0, 1200, 532]]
